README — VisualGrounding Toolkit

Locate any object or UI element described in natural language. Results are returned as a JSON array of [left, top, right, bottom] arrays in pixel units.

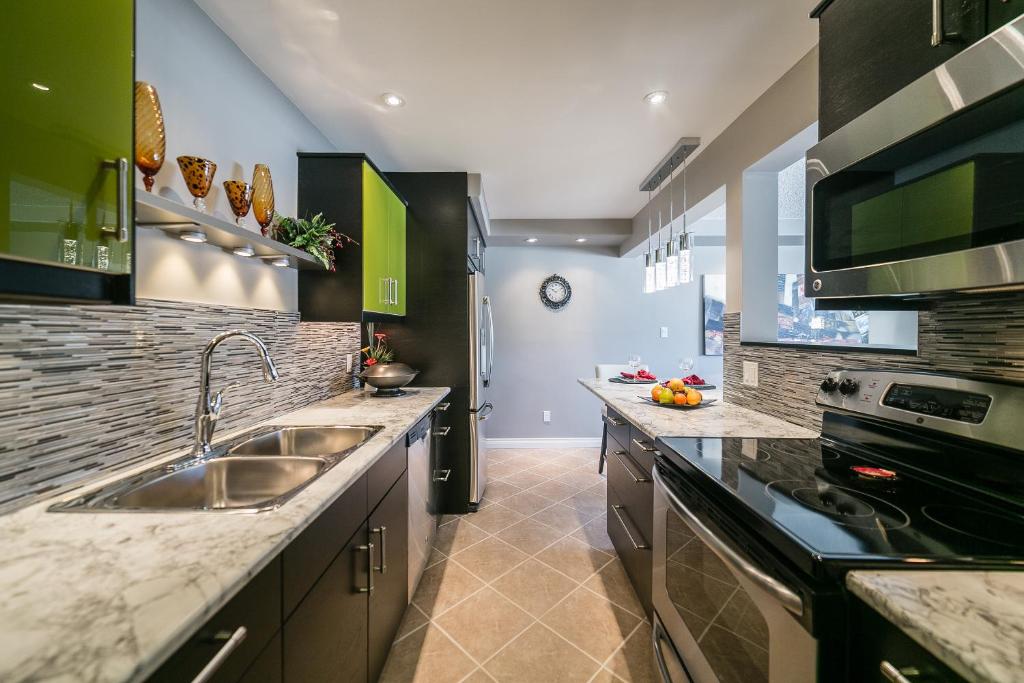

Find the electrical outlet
[[345, 353, 353, 372], [543, 410, 551, 423], [660, 326, 669, 338], [742, 361, 759, 387]]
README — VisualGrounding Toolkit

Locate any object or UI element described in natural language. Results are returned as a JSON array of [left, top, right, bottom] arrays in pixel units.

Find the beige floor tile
[[527, 479, 581, 502], [488, 450, 514, 465], [452, 536, 529, 582], [565, 487, 608, 517], [501, 491, 555, 516], [496, 518, 565, 555], [531, 502, 601, 534], [501, 469, 550, 490], [461, 668, 496, 683], [412, 560, 486, 617], [541, 587, 641, 662], [583, 559, 646, 617], [531, 462, 579, 478], [425, 546, 448, 569], [571, 515, 614, 554], [433, 518, 490, 555], [435, 587, 534, 662], [480, 479, 522, 502], [606, 622, 659, 683], [466, 503, 526, 534], [380, 624, 478, 683], [557, 468, 607, 490], [492, 558, 578, 617], [536, 537, 613, 583], [487, 461, 520, 480], [394, 603, 431, 641], [477, 496, 498, 509], [590, 668, 622, 683], [483, 623, 601, 683]]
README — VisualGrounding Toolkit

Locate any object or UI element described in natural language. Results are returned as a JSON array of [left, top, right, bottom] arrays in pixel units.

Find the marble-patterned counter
[[848, 570, 1024, 683], [578, 377, 818, 439], [0, 387, 450, 683]]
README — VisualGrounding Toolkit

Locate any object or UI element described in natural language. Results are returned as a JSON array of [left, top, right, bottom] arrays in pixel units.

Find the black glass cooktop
[[657, 433, 1024, 574]]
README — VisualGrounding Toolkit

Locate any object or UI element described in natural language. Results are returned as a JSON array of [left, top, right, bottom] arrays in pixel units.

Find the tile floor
[[380, 448, 659, 683]]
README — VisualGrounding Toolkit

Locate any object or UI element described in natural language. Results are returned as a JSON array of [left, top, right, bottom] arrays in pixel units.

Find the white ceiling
[[195, 0, 818, 220]]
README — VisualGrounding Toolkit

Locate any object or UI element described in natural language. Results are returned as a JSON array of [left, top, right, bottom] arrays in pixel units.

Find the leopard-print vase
[[176, 156, 217, 213]]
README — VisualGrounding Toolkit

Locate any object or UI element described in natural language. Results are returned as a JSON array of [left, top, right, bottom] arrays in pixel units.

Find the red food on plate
[[620, 371, 636, 379], [682, 373, 706, 385], [636, 369, 657, 380]]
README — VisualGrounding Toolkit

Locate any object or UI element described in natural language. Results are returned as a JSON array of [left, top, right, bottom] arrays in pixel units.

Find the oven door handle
[[652, 616, 691, 683], [653, 467, 804, 617]]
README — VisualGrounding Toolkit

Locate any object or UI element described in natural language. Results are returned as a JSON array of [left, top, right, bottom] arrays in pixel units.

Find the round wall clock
[[539, 274, 572, 310]]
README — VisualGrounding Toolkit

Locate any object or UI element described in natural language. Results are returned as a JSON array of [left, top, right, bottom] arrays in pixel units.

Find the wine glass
[[679, 357, 695, 374], [223, 180, 252, 226], [176, 156, 217, 212]]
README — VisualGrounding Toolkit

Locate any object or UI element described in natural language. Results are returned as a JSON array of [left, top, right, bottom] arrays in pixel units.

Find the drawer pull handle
[[373, 526, 388, 574], [356, 542, 375, 593], [192, 626, 247, 683], [880, 661, 920, 683], [611, 504, 649, 550], [613, 451, 650, 483], [434, 426, 452, 437], [434, 402, 451, 412], [433, 469, 452, 482], [631, 438, 656, 452], [604, 415, 626, 427]]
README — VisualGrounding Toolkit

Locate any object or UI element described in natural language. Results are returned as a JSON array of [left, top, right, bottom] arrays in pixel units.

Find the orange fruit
[[673, 391, 688, 405], [686, 390, 702, 406], [651, 385, 663, 402], [667, 378, 686, 392]]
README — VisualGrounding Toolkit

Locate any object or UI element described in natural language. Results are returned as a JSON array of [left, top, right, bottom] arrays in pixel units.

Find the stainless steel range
[[651, 369, 1024, 682]]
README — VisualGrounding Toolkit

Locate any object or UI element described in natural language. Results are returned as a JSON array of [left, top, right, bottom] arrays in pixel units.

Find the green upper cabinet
[[0, 0, 134, 301], [387, 187, 407, 316], [297, 155, 408, 322]]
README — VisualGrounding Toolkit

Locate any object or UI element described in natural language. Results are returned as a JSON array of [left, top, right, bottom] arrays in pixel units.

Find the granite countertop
[[0, 386, 450, 683], [848, 570, 1024, 683], [578, 378, 818, 439]]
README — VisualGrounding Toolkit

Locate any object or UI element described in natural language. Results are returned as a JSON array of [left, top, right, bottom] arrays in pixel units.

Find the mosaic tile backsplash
[[0, 299, 360, 513], [723, 291, 1024, 431]]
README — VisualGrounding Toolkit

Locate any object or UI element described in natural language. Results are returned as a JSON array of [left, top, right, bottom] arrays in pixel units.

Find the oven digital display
[[882, 384, 991, 424]]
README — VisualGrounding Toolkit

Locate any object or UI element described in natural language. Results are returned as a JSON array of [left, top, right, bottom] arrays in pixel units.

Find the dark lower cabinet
[[605, 422, 654, 619], [240, 634, 282, 683], [368, 471, 410, 682], [283, 522, 371, 683]]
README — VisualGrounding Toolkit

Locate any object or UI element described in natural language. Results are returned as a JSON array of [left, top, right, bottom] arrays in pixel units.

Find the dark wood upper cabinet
[[813, 0, 1024, 138]]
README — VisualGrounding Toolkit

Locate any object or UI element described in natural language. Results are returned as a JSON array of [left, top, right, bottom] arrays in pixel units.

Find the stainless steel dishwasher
[[407, 414, 441, 597]]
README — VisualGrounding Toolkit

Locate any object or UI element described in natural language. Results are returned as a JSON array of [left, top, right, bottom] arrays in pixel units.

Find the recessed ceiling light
[[269, 257, 290, 267], [318, 8, 340, 21], [525, 238, 538, 243], [644, 90, 669, 105], [232, 245, 255, 257], [179, 230, 207, 243], [381, 92, 405, 107], [31, 82, 50, 92], [575, 237, 588, 243]]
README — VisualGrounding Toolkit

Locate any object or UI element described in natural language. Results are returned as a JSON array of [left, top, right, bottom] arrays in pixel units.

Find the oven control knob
[[838, 378, 859, 396], [820, 377, 838, 394]]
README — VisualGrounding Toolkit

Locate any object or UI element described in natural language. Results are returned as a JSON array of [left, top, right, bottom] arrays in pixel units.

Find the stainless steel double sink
[[51, 425, 382, 513]]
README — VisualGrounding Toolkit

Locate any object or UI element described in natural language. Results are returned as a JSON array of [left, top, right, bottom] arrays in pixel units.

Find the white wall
[[134, 0, 335, 310], [484, 245, 725, 439]]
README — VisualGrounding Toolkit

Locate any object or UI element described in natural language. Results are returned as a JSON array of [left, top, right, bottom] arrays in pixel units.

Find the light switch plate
[[660, 326, 669, 338], [345, 353, 353, 372], [742, 361, 759, 387], [543, 410, 551, 423]]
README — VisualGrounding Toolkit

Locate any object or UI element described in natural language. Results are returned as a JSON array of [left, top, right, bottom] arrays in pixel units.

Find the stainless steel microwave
[[806, 13, 1024, 301]]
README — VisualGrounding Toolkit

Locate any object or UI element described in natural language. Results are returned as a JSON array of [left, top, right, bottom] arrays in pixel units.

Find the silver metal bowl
[[359, 362, 419, 391]]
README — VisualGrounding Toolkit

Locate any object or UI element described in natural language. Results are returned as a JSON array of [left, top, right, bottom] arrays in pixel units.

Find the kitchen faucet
[[194, 330, 279, 455]]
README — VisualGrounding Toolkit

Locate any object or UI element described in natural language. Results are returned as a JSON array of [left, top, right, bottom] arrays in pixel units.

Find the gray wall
[[484, 246, 724, 439], [135, 0, 336, 311]]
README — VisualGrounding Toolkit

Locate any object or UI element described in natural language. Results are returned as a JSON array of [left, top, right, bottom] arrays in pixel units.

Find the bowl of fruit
[[639, 377, 714, 410]]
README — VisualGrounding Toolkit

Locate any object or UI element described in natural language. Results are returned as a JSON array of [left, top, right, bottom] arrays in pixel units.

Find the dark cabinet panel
[[148, 558, 281, 683], [283, 523, 371, 683], [239, 633, 282, 683], [607, 482, 653, 618], [368, 471, 410, 682], [367, 441, 407, 514], [603, 408, 631, 455], [283, 474, 367, 618], [467, 204, 486, 274]]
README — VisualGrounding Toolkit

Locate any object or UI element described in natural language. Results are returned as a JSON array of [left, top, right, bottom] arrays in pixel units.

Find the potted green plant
[[272, 212, 358, 271]]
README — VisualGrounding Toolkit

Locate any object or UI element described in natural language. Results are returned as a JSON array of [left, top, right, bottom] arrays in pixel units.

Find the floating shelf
[[134, 192, 323, 270]]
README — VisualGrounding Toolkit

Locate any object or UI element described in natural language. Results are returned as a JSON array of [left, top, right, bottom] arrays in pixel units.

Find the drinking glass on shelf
[[679, 357, 695, 374], [176, 156, 217, 212]]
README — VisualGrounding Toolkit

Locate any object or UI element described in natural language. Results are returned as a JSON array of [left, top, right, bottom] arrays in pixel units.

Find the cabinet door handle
[[613, 450, 650, 483], [356, 541, 375, 593], [433, 426, 452, 437], [191, 626, 247, 683], [611, 504, 649, 550], [880, 661, 920, 683], [373, 526, 388, 574], [104, 158, 130, 242], [631, 438, 656, 452], [433, 469, 452, 482], [604, 415, 626, 427], [930, 0, 957, 46], [434, 402, 451, 412], [392, 278, 399, 306]]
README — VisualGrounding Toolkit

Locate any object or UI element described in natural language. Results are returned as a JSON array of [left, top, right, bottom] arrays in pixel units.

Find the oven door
[[652, 465, 817, 683], [806, 13, 1024, 300]]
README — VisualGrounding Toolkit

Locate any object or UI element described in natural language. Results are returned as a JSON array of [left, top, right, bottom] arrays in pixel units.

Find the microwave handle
[[653, 467, 804, 617]]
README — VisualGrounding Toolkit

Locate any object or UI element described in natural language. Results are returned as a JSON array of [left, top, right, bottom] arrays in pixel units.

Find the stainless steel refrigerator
[[468, 271, 494, 507]]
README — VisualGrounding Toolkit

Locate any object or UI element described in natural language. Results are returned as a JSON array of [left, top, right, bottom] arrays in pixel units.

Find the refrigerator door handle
[[483, 296, 494, 386]]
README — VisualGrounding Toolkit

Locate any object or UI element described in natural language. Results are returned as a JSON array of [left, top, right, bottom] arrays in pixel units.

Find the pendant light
[[643, 188, 656, 293], [677, 156, 694, 284], [665, 162, 679, 288], [654, 196, 667, 291]]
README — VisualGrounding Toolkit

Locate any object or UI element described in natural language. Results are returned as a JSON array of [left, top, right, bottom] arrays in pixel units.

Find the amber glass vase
[[177, 156, 217, 212], [134, 81, 166, 192], [251, 164, 275, 236], [223, 181, 252, 226]]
